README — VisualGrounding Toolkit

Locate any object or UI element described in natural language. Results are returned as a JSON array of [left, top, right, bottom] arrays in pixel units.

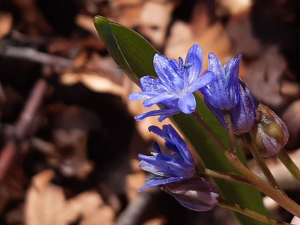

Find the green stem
[[224, 111, 237, 157], [198, 168, 251, 186], [243, 133, 285, 194], [217, 198, 290, 225], [191, 111, 300, 217], [276, 149, 300, 185]]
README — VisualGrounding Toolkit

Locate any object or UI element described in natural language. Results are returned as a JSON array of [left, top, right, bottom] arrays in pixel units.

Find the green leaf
[[94, 16, 157, 85], [94, 15, 268, 225]]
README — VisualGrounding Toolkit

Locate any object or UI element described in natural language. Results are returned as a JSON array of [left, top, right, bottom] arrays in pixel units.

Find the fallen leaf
[[76, 14, 99, 36], [60, 72, 125, 96], [25, 170, 115, 225], [25, 170, 67, 225], [0, 12, 13, 38]]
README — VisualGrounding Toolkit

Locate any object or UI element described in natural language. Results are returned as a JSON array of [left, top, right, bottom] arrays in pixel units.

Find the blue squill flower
[[129, 43, 214, 122], [205, 79, 256, 135], [138, 124, 195, 191], [200, 53, 242, 110]]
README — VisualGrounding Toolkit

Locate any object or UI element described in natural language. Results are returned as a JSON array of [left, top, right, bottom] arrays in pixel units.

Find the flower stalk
[[217, 198, 290, 225], [198, 168, 251, 186], [276, 149, 300, 185], [224, 111, 237, 157], [243, 133, 285, 194]]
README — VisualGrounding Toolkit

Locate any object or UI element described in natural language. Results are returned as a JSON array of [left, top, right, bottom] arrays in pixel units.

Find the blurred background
[[0, 0, 300, 224]]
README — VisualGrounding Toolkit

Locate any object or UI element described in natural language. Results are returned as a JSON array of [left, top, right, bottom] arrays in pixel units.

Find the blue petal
[[152, 141, 163, 154], [140, 76, 166, 93], [139, 160, 165, 176], [168, 58, 180, 75], [187, 71, 215, 93], [178, 93, 196, 114], [204, 99, 227, 130], [138, 154, 194, 177], [148, 126, 172, 142], [153, 54, 182, 92], [129, 92, 156, 101], [185, 43, 203, 84], [226, 55, 241, 106], [134, 108, 180, 121], [167, 125, 195, 165], [143, 94, 175, 107], [208, 53, 225, 80], [231, 80, 255, 134], [165, 142, 180, 155], [224, 58, 235, 73], [157, 108, 181, 122], [139, 176, 185, 191], [200, 54, 241, 110]]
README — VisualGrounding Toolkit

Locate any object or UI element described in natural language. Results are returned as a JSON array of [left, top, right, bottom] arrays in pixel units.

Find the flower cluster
[[129, 43, 215, 122], [130, 42, 256, 135], [138, 124, 219, 211]]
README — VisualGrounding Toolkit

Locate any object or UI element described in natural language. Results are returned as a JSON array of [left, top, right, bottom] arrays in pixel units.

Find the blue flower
[[200, 53, 242, 110], [138, 124, 195, 191], [205, 79, 256, 135], [129, 43, 215, 122]]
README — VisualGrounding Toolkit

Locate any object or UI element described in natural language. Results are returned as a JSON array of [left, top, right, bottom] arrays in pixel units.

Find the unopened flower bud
[[250, 104, 289, 157], [161, 177, 219, 211]]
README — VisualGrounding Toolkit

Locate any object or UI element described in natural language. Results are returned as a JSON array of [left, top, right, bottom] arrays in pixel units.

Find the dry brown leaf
[[126, 172, 146, 202], [111, 0, 143, 28], [216, 0, 252, 16], [59, 72, 81, 86], [63, 190, 104, 222], [144, 217, 167, 225], [85, 52, 121, 77], [138, 1, 176, 48], [0, 12, 13, 38], [165, 21, 232, 72], [79, 205, 115, 225], [76, 14, 99, 36], [13, 0, 53, 34], [25, 170, 68, 225], [53, 129, 93, 179], [74, 50, 89, 68], [25, 170, 114, 225], [60, 72, 125, 96], [81, 73, 125, 95]]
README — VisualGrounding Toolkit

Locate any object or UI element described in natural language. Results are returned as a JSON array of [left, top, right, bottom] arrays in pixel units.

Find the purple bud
[[250, 104, 289, 157], [161, 177, 219, 211], [231, 80, 256, 134]]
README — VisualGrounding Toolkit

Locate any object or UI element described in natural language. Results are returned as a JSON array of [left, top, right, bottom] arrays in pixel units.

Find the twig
[[0, 46, 75, 68], [0, 79, 48, 182], [116, 191, 157, 225]]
